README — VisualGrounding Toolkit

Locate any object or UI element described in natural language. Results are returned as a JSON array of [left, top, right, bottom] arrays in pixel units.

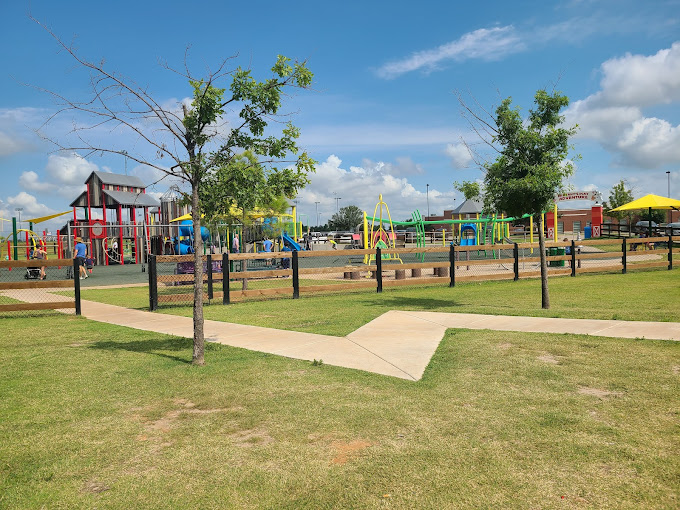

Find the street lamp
[[314, 201, 320, 227], [335, 197, 342, 213], [426, 184, 430, 218], [15, 207, 23, 224]]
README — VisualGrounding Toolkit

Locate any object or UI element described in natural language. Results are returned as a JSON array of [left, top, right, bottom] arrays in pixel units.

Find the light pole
[[314, 201, 320, 227], [335, 197, 341, 213], [15, 207, 23, 225], [426, 184, 430, 218]]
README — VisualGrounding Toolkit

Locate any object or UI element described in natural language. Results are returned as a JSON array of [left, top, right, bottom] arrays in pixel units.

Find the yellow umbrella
[[609, 194, 680, 237]]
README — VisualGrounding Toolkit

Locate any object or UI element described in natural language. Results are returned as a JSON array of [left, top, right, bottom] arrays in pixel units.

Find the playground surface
[[7, 289, 679, 380]]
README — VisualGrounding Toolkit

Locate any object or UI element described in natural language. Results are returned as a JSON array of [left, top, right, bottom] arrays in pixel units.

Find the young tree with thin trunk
[[459, 89, 578, 309], [34, 19, 315, 364]]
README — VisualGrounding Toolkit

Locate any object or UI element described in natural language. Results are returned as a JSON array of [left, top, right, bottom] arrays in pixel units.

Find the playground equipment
[[281, 231, 304, 251], [173, 220, 210, 255], [364, 195, 403, 265]]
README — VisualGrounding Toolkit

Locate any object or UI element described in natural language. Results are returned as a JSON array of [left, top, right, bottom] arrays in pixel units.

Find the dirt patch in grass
[[537, 353, 561, 364], [82, 480, 110, 493], [135, 400, 230, 434], [330, 440, 372, 465], [673, 365, 679, 375], [578, 386, 623, 399], [230, 428, 274, 447], [498, 342, 513, 350]]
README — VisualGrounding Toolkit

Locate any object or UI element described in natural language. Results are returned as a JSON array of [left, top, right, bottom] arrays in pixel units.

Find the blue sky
[[1, 0, 679, 233]]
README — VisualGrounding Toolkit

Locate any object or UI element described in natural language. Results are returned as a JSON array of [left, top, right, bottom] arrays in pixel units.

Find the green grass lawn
[[75, 269, 680, 337], [0, 314, 678, 508]]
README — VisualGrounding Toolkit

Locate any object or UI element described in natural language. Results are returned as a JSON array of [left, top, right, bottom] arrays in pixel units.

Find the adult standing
[[73, 237, 88, 279], [232, 233, 240, 254], [263, 236, 273, 266]]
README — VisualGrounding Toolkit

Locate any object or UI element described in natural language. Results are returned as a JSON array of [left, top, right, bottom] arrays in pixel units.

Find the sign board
[[593, 225, 600, 237], [555, 191, 601, 202], [547, 227, 554, 240]]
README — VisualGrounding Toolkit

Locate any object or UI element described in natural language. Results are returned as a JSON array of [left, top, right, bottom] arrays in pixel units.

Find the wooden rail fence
[[148, 236, 680, 309]]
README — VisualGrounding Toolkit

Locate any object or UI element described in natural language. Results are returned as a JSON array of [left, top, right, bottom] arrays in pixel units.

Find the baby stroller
[[25, 265, 42, 280]]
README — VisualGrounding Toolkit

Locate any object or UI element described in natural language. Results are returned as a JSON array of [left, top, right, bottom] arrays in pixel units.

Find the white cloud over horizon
[[566, 42, 680, 169], [297, 155, 458, 223]]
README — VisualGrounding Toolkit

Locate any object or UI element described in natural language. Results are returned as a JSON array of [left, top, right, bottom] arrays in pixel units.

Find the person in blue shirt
[[73, 237, 89, 279], [263, 237, 274, 266]]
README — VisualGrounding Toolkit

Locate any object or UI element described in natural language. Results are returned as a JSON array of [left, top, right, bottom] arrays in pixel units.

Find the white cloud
[[0, 107, 44, 157], [566, 42, 680, 169], [445, 143, 473, 168], [296, 155, 457, 223], [6, 192, 56, 218], [360, 157, 424, 177], [45, 153, 99, 186], [18, 171, 52, 193], [376, 26, 524, 79]]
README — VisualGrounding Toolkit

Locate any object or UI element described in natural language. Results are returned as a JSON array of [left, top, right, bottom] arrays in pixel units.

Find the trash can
[[584, 226, 592, 239]]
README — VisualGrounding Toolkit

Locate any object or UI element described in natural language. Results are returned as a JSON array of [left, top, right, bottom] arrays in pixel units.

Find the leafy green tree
[[329, 205, 363, 231], [603, 180, 635, 224], [640, 209, 665, 225], [453, 180, 482, 201], [482, 90, 578, 309], [36, 19, 314, 364]]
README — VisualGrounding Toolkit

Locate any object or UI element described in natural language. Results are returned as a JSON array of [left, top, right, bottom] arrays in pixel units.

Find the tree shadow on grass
[[361, 295, 465, 310], [89, 336, 194, 364]]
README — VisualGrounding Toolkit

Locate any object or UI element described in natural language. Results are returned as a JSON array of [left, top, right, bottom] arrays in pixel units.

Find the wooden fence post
[[449, 244, 456, 287], [73, 258, 81, 316], [292, 250, 300, 299], [376, 247, 383, 293], [622, 238, 627, 274], [513, 243, 519, 281], [223, 252, 230, 304], [207, 254, 213, 301], [148, 254, 158, 311], [571, 240, 576, 277]]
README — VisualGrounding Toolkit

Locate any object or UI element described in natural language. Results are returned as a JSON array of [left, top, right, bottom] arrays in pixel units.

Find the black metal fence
[[148, 236, 679, 309]]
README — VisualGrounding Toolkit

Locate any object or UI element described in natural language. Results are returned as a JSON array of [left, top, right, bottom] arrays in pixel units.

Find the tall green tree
[[453, 181, 482, 201], [482, 90, 578, 309], [603, 180, 635, 224], [36, 19, 315, 364], [329, 205, 363, 231]]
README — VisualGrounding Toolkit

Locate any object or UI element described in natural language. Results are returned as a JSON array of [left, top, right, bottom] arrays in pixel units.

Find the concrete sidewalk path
[[74, 299, 680, 382]]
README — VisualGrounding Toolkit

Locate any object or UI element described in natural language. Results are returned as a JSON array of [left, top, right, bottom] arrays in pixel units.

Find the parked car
[[665, 222, 680, 236], [635, 220, 658, 233]]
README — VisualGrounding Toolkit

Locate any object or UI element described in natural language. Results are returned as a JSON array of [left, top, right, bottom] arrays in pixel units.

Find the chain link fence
[[148, 236, 679, 309], [0, 258, 80, 318]]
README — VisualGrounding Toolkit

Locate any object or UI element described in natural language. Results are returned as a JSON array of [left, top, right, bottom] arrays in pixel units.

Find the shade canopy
[[609, 194, 680, 238], [609, 194, 680, 212]]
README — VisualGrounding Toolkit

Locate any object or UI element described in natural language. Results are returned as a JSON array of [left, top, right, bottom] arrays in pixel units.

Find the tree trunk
[[537, 214, 550, 309], [191, 181, 205, 365]]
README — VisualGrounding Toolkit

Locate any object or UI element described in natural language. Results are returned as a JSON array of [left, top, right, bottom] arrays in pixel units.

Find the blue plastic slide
[[281, 231, 304, 251]]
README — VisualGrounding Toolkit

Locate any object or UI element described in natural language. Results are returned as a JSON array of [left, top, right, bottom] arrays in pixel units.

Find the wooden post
[[73, 258, 82, 316], [148, 254, 158, 311], [571, 240, 576, 277], [223, 252, 230, 304], [513, 243, 519, 281], [622, 238, 627, 274], [376, 247, 383, 293], [207, 254, 213, 300], [292, 250, 299, 299], [669, 235, 673, 270], [449, 244, 455, 287]]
